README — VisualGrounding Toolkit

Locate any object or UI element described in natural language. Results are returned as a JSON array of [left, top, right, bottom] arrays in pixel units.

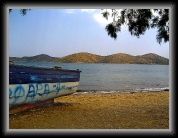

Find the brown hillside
[[102, 53, 136, 64], [53, 52, 169, 64], [9, 52, 169, 65], [53, 52, 102, 63]]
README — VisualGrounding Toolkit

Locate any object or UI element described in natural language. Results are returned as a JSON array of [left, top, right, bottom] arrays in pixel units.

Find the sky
[[9, 9, 169, 59]]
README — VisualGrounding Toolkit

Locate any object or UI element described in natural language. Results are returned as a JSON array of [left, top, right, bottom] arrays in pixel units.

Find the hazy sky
[[9, 9, 169, 59]]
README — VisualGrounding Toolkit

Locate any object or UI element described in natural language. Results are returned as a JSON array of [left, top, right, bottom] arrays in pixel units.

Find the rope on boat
[[52, 66, 62, 69], [9, 60, 14, 65]]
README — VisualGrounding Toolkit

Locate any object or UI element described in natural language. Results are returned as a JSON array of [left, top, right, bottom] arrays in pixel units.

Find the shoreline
[[9, 91, 169, 129], [74, 89, 169, 96], [76, 86, 169, 93], [75, 89, 169, 94]]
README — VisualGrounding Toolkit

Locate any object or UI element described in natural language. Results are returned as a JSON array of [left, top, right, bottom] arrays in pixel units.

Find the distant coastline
[[9, 52, 169, 65]]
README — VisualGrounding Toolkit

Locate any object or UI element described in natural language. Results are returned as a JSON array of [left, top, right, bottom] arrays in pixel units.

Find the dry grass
[[9, 91, 169, 129]]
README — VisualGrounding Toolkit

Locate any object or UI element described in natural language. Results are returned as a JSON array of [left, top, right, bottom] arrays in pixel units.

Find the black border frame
[[2, 1, 176, 137]]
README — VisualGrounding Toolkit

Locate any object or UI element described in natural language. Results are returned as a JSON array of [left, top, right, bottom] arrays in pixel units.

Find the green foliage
[[102, 9, 169, 44], [9, 9, 31, 16], [105, 23, 119, 39]]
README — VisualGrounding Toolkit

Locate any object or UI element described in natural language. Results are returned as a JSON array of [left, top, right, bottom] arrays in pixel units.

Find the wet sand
[[9, 91, 169, 129]]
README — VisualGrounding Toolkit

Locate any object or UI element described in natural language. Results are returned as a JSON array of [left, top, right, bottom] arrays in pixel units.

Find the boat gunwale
[[9, 64, 82, 73]]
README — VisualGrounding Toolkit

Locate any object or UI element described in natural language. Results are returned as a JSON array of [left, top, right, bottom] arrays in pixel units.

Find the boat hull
[[9, 82, 79, 107], [9, 64, 81, 108]]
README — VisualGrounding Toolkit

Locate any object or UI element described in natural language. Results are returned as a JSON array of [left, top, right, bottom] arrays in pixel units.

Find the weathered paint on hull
[[9, 82, 79, 107], [9, 64, 81, 84], [9, 64, 81, 113]]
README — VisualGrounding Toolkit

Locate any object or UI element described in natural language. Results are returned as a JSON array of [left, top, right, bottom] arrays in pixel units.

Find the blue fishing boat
[[9, 62, 81, 114]]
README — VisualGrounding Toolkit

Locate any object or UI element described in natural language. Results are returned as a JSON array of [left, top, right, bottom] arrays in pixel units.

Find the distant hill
[[53, 52, 169, 65], [9, 52, 169, 65], [138, 53, 169, 64], [9, 54, 57, 62], [53, 52, 103, 63]]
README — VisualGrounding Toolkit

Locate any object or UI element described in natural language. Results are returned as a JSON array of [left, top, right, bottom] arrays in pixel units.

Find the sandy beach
[[9, 91, 169, 129]]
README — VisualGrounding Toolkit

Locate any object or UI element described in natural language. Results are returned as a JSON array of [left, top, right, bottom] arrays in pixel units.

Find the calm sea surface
[[14, 62, 169, 92]]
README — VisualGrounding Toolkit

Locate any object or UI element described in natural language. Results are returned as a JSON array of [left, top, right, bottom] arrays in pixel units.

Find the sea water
[[13, 62, 169, 92]]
